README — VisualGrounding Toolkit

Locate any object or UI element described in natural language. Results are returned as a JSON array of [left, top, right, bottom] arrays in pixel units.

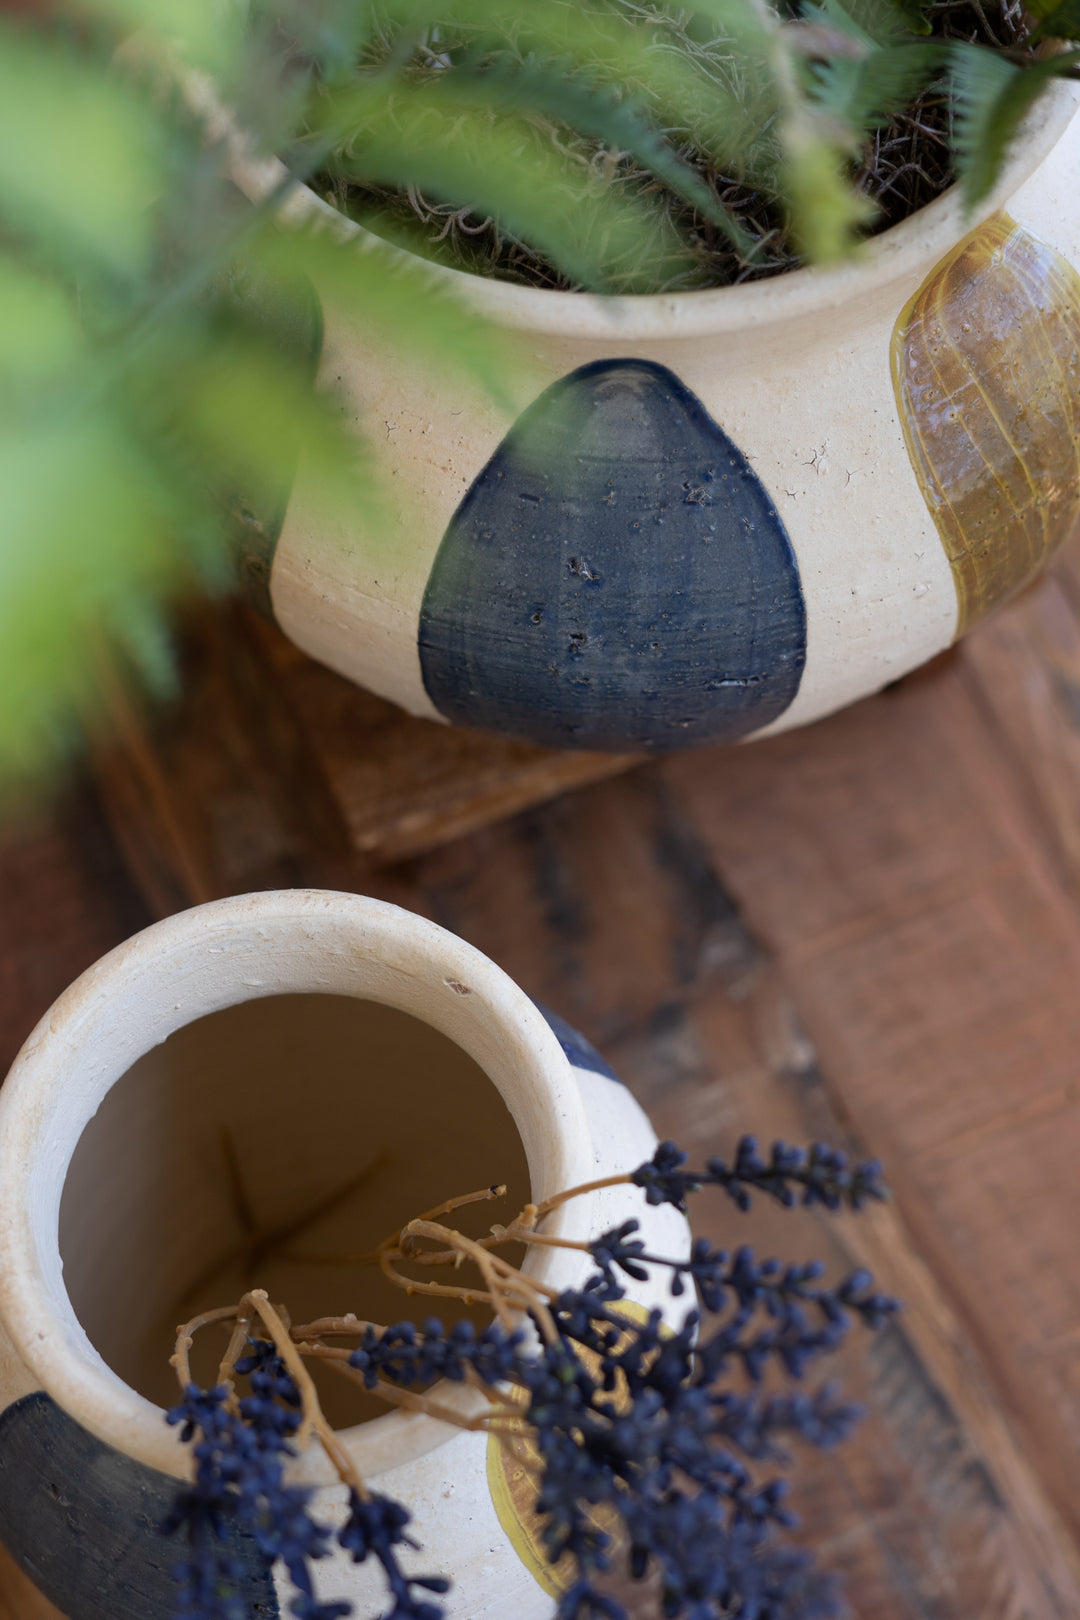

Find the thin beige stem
[[487, 1249, 560, 1305], [464, 1365, 522, 1410], [530, 1173, 632, 1222], [245, 1291, 322, 1453], [171, 1305, 241, 1389], [498, 1228, 593, 1253], [308, 1348, 497, 1432], [404, 1221, 520, 1330], [389, 1184, 508, 1256], [243, 1292, 366, 1495], [472, 1249, 560, 1344], [217, 1303, 256, 1405], [379, 1247, 497, 1307], [404, 1234, 505, 1266], [289, 1314, 384, 1341]]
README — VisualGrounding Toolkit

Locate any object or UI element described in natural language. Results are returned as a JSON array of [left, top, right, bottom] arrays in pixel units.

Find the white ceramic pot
[[0, 890, 688, 1619], [225, 81, 1080, 753]]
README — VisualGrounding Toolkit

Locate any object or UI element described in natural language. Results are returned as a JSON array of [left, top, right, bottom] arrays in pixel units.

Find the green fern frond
[[781, 112, 878, 259], [362, 0, 783, 182], [949, 42, 1080, 208], [802, 0, 931, 46], [315, 49, 760, 263], [1026, 0, 1080, 41], [312, 80, 693, 290], [809, 40, 943, 132]]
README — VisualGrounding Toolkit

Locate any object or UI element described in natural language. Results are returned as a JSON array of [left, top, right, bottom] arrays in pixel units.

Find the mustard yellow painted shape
[[891, 211, 1080, 633], [486, 1302, 651, 1595]]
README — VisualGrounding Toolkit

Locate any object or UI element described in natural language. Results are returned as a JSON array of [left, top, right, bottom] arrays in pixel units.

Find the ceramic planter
[[0, 890, 688, 1619], [224, 81, 1080, 753]]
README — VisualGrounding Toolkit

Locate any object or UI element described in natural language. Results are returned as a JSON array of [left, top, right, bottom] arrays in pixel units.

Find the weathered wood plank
[[955, 556, 1080, 892], [90, 600, 637, 914], [0, 1542, 64, 1620], [0, 784, 151, 1074], [247, 611, 639, 864], [656, 569, 1080, 1564], [406, 768, 1080, 1617]]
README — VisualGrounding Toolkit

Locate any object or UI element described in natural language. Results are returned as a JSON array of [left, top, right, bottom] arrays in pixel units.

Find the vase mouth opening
[[0, 890, 593, 1482]]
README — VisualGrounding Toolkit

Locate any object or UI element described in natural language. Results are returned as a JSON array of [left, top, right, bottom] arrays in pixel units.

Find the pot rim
[[215, 73, 1080, 340], [0, 889, 596, 1484]]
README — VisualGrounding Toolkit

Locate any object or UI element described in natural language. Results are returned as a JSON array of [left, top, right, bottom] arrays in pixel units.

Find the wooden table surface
[[5, 531, 1080, 1618]]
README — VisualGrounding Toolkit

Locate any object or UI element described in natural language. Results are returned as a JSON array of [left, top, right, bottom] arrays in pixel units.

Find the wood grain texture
[[89, 601, 637, 907], [405, 769, 1080, 1618], [0, 1542, 63, 1620], [7, 533, 1080, 1613]]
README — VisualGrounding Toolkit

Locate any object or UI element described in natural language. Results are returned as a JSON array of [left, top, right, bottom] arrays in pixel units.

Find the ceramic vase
[[222, 81, 1080, 754], [0, 889, 688, 1619]]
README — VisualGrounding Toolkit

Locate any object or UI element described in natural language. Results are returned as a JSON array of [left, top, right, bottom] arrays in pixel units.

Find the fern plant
[[1, 0, 1077, 795]]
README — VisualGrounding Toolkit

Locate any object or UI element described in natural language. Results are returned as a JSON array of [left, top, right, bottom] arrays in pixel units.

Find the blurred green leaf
[[1027, 0, 1080, 40], [81, 0, 246, 73], [315, 79, 693, 291], [949, 42, 1080, 208], [802, 0, 931, 45], [809, 39, 943, 133], [0, 24, 163, 280], [0, 258, 84, 382], [0, 417, 183, 781], [254, 225, 526, 415], [781, 113, 877, 259]]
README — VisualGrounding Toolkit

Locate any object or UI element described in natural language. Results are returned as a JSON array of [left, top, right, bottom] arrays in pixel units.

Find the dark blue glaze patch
[[419, 360, 806, 752], [0, 1391, 279, 1619], [532, 999, 622, 1083]]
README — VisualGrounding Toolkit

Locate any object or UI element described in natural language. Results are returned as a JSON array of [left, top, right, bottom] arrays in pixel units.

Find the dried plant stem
[[288, 1185, 509, 1268], [529, 1173, 632, 1222], [497, 1227, 594, 1253], [289, 1314, 384, 1340], [217, 1303, 255, 1405], [242, 1290, 362, 1490], [417, 1234, 513, 1329], [307, 1345, 499, 1432], [379, 1247, 497, 1308], [241, 1294, 313, 1429], [171, 1304, 243, 1388], [403, 1184, 509, 1231], [464, 1366, 523, 1410]]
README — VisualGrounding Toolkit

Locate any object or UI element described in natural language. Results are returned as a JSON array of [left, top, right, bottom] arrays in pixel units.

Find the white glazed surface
[[0, 890, 688, 1619]]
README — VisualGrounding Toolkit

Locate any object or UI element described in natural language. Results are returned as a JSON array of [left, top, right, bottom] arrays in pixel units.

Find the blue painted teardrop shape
[[418, 359, 806, 752], [0, 1392, 278, 1618]]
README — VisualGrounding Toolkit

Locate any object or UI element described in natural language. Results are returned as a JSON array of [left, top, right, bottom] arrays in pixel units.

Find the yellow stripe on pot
[[486, 1300, 651, 1594], [891, 211, 1080, 634]]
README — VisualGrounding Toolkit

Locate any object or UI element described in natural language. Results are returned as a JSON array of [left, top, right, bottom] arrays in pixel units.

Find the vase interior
[[58, 992, 529, 1429]]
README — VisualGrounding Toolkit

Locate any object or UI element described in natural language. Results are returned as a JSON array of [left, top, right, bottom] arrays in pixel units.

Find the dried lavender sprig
[[631, 1136, 889, 1213], [167, 1135, 897, 1620], [165, 1340, 445, 1620]]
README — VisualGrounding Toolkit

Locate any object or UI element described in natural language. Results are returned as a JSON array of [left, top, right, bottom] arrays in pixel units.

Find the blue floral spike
[[165, 1137, 899, 1620]]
